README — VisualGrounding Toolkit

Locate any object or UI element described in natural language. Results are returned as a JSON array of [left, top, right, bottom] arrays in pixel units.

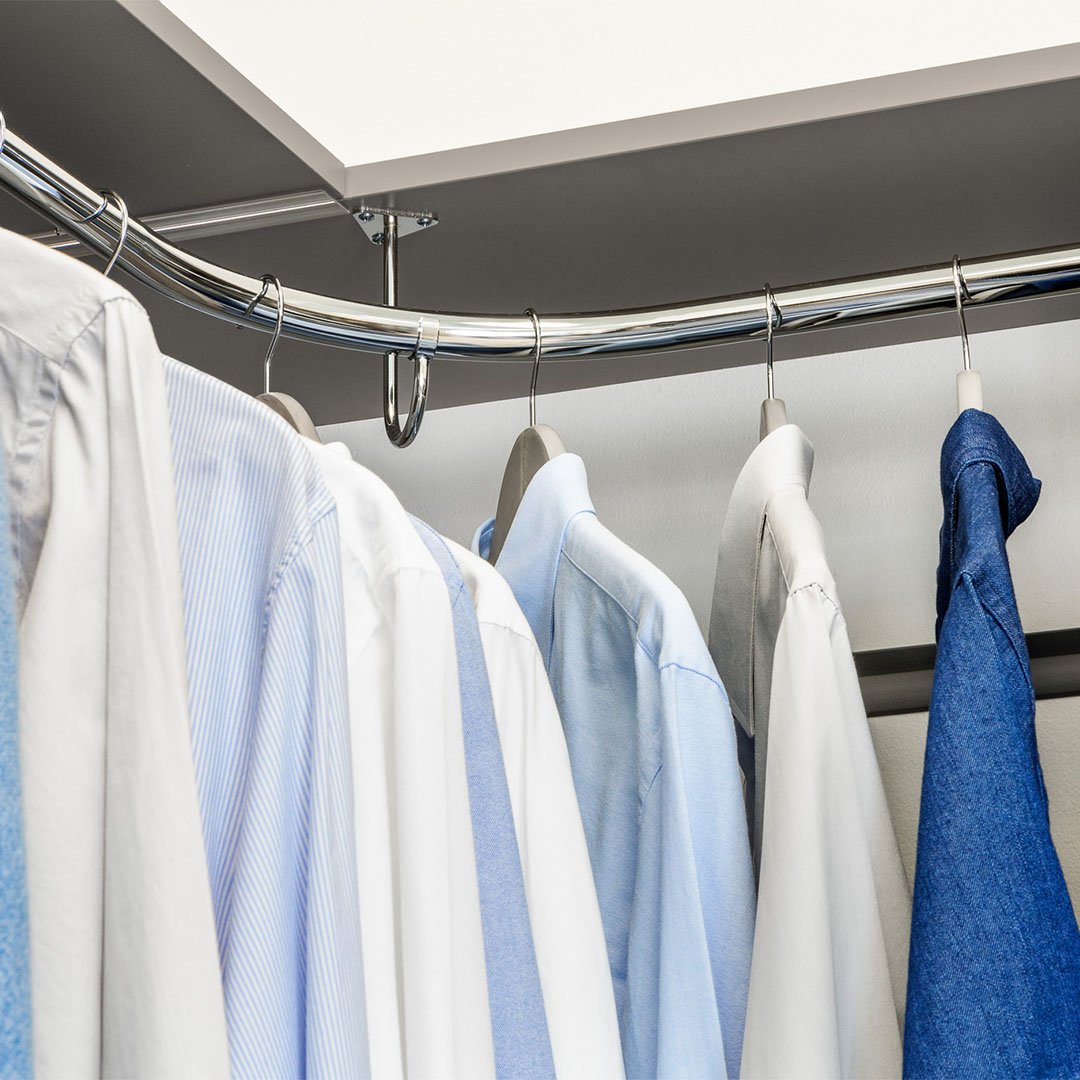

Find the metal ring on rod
[[763, 283, 781, 398], [524, 307, 543, 426], [385, 316, 438, 448], [952, 255, 972, 372], [99, 190, 129, 277]]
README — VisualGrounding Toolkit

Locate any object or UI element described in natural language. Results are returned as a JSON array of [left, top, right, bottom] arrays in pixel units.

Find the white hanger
[[759, 283, 788, 440], [952, 255, 984, 414], [488, 308, 565, 563], [246, 274, 321, 441]]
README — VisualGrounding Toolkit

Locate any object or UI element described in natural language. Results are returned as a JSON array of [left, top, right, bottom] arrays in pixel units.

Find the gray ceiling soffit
[[0, 0, 328, 236], [122, 69, 1080, 426], [342, 42, 1080, 199], [116, 0, 346, 196]]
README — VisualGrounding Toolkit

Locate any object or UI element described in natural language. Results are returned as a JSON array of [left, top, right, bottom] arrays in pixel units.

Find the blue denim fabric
[[904, 409, 1080, 1079], [0, 456, 31, 1079], [412, 519, 556, 1080]]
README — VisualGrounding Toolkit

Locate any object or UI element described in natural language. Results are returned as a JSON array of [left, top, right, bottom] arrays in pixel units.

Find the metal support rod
[[4, 125, 1080, 362], [28, 189, 345, 254], [382, 214, 403, 440]]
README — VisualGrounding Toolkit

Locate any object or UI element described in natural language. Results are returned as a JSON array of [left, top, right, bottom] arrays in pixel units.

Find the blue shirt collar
[[937, 409, 1040, 640], [940, 409, 1040, 542], [472, 453, 596, 662]]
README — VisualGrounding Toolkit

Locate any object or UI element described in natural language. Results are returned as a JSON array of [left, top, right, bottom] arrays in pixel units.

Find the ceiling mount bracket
[[351, 205, 438, 244]]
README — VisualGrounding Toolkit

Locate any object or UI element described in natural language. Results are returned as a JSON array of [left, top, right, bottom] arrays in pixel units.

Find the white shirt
[[445, 538, 625, 1080], [0, 228, 229, 1077], [709, 424, 911, 1080], [308, 441, 495, 1080]]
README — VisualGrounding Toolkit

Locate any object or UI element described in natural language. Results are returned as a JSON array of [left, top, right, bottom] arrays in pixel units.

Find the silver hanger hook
[[99, 190, 129, 277], [242, 275, 284, 393], [952, 255, 971, 372], [524, 308, 543, 426], [763, 284, 781, 398]]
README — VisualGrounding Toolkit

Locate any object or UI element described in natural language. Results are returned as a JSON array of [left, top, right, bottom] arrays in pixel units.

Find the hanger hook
[[99, 190, 129, 277], [763, 284, 781, 398], [259, 275, 284, 394], [385, 317, 438, 448], [524, 308, 543, 427], [951, 255, 971, 373]]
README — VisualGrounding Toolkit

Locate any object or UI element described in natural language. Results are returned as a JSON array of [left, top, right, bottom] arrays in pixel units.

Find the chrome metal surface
[[100, 190, 128, 277], [28, 189, 344, 254], [525, 308, 543, 427], [257, 275, 284, 395], [952, 254, 972, 371], [763, 284, 779, 399], [380, 213, 431, 446], [352, 205, 439, 244], [5, 125, 1080, 365]]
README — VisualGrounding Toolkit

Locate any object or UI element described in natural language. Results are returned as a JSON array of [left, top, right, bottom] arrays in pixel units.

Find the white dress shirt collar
[[709, 423, 823, 735]]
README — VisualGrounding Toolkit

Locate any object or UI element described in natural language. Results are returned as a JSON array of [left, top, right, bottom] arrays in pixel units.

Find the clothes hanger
[[952, 255, 984, 414], [244, 274, 321, 441], [488, 308, 566, 563], [99, 190, 129, 278], [759, 283, 788, 439]]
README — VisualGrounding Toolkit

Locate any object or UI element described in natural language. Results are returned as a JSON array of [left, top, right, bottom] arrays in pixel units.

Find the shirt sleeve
[[741, 584, 910, 1080], [238, 512, 369, 1080], [663, 662, 757, 1078]]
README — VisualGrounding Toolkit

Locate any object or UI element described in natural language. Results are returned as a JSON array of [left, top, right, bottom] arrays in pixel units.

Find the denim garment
[[904, 409, 1080, 1079], [413, 519, 556, 1080], [474, 455, 755, 1080], [0, 455, 31, 1080]]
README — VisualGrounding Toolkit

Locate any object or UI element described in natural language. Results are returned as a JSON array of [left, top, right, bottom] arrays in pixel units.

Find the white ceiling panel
[[154, 0, 1080, 168]]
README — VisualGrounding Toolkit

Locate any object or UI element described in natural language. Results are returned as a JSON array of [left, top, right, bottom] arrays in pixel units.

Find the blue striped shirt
[[412, 519, 555, 1080], [164, 358, 368, 1080]]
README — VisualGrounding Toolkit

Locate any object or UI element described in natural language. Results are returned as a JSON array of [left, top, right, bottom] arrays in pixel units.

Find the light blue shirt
[[413, 519, 556, 1080], [0, 452, 31, 1079], [474, 454, 755, 1080], [165, 359, 368, 1080]]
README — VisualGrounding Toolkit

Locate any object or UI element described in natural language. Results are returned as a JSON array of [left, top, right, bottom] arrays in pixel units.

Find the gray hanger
[[759, 283, 789, 439], [488, 308, 565, 563], [246, 274, 321, 441]]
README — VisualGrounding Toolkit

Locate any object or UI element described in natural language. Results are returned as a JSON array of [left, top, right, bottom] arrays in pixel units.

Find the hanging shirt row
[[0, 223, 1077, 1080]]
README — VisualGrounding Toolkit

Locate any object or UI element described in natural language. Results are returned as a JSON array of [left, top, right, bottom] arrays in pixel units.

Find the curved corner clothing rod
[[4, 126, 1080, 362]]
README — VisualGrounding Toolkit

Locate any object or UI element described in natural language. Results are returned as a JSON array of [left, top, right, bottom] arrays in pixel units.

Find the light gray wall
[[323, 318, 1080, 867], [322, 317, 1080, 651]]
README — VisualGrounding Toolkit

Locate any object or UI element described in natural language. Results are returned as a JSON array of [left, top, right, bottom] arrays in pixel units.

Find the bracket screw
[[356, 209, 375, 222], [416, 216, 434, 227], [371, 232, 384, 245]]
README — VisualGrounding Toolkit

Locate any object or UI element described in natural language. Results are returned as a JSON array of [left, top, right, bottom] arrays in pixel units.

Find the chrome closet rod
[[4, 125, 1080, 361]]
